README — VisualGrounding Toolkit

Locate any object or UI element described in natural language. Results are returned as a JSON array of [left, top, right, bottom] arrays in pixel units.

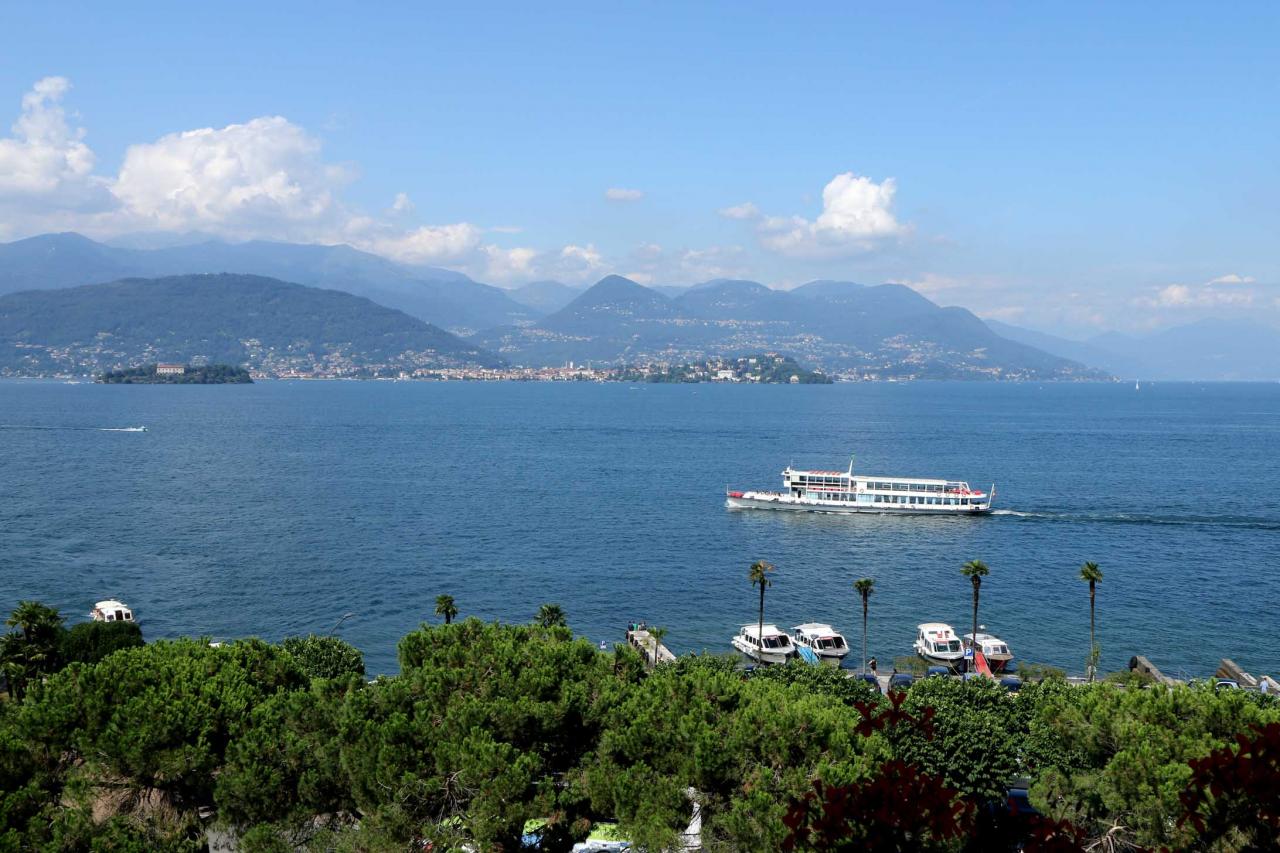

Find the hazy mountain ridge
[[990, 318, 1280, 381], [0, 273, 502, 376], [0, 233, 534, 333], [506, 280, 582, 313], [476, 276, 1101, 379], [6, 232, 1263, 380]]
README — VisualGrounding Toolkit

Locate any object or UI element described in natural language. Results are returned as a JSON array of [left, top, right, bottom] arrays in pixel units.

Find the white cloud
[[1143, 282, 1255, 308], [718, 201, 760, 220], [1207, 273, 1255, 286], [479, 245, 539, 282], [621, 242, 748, 284], [0, 78, 495, 265], [0, 77, 112, 213], [112, 116, 351, 239], [389, 192, 414, 216], [747, 172, 906, 258], [605, 187, 644, 202], [363, 223, 484, 265]]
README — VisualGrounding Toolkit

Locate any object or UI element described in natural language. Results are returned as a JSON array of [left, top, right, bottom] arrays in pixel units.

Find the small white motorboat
[[792, 623, 850, 666], [90, 599, 135, 623], [913, 623, 964, 668], [963, 631, 1014, 672], [732, 623, 797, 664]]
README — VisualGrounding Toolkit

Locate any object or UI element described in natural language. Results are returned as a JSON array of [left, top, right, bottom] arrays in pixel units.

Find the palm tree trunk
[[1089, 582, 1096, 682], [757, 585, 765, 663], [971, 580, 980, 677], [861, 597, 869, 675]]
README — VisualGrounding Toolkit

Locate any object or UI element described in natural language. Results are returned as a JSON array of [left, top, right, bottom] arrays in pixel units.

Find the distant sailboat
[[1135, 380, 1140, 391]]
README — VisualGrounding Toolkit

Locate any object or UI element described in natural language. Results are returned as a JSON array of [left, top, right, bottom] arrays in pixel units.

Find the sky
[[1, 2, 1277, 336]]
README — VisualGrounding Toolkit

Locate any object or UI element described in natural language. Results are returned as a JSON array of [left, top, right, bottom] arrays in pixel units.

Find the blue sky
[[1, 2, 1276, 335]]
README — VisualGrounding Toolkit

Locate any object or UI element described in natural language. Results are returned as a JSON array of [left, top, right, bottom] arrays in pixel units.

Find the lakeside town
[[70, 353, 836, 384]]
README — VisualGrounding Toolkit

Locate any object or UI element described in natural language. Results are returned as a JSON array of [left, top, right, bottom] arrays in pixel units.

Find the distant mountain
[[0, 233, 536, 333], [986, 320, 1144, 378], [0, 273, 501, 376], [1090, 319, 1280, 381], [541, 275, 683, 334], [507, 280, 581, 313], [475, 275, 1099, 379], [988, 318, 1280, 380]]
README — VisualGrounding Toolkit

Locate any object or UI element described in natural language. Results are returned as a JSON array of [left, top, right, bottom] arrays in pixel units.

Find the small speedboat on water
[[914, 623, 964, 668], [90, 599, 135, 623], [792, 623, 850, 666], [732, 623, 797, 664], [963, 631, 1014, 672]]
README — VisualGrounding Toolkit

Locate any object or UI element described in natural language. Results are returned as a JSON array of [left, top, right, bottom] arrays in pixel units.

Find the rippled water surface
[[2, 379, 1278, 677]]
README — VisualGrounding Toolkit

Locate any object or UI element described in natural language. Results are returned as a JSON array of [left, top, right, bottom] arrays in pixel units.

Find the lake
[[2, 379, 1278, 678]]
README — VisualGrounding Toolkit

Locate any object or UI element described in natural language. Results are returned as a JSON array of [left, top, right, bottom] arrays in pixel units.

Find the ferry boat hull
[[726, 492, 992, 515]]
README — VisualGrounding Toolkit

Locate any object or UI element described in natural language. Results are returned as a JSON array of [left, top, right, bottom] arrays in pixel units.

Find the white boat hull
[[731, 637, 794, 665], [812, 649, 848, 666], [913, 644, 965, 668], [727, 494, 991, 515]]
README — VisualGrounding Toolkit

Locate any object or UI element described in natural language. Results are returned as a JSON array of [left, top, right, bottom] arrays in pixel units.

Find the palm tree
[[1079, 561, 1104, 682], [3, 601, 64, 701], [7, 601, 63, 643], [749, 560, 776, 659], [434, 594, 458, 625], [536, 603, 567, 629], [646, 625, 668, 667], [854, 578, 875, 674], [960, 560, 989, 677]]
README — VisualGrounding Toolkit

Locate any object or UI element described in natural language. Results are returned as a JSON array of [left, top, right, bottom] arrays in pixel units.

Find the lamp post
[[328, 612, 355, 636]]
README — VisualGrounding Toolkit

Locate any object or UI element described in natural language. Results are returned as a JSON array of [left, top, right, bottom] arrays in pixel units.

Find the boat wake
[[993, 508, 1280, 531], [0, 425, 147, 432]]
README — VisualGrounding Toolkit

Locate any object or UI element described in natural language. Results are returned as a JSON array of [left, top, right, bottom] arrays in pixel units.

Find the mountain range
[[0, 232, 1272, 380], [476, 275, 1100, 379], [0, 232, 535, 334], [989, 318, 1280, 381], [0, 273, 500, 376]]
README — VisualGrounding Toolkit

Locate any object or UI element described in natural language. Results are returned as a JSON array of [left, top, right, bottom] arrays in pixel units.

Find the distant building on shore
[[156, 363, 186, 376]]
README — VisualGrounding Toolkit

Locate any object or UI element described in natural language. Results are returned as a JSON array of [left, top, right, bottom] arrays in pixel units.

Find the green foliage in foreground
[[280, 634, 364, 680], [59, 620, 145, 666], [1, 615, 1278, 851]]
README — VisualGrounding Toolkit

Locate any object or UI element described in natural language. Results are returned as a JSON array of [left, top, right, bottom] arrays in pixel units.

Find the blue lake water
[[2, 379, 1278, 678]]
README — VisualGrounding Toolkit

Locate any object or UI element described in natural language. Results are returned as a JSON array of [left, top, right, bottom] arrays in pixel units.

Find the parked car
[[854, 673, 881, 694], [888, 672, 915, 691], [999, 675, 1023, 693]]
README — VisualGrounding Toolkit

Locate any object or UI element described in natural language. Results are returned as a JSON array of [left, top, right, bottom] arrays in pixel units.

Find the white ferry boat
[[726, 456, 993, 515], [963, 631, 1014, 672], [90, 599, 135, 623], [913, 623, 964, 667], [792, 623, 850, 666], [731, 623, 797, 665]]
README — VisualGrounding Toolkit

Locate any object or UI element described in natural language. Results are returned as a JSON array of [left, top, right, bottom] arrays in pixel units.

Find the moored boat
[[726, 455, 993, 515], [913, 623, 964, 668], [963, 631, 1014, 672], [731, 623, 797, 664], [90, 599, 135, 623], [792, 623, 850, 666]]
